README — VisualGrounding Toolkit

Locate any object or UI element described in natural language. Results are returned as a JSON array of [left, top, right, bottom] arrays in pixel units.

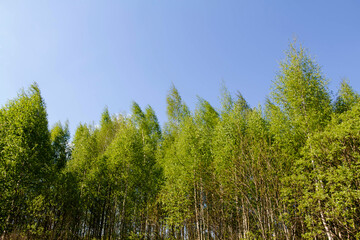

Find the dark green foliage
[[51, 121, 71, 170]]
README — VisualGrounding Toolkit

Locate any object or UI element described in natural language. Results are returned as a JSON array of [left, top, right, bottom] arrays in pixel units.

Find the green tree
[[295, 102, 360, 239], [159, 86, 192, 238], [0, 83, 52, 238], [268, 41, 333, 238], [334, 79, 360, 114], [66, 122, 100, 238], [166, 85, 190, 130], [104, 116, 143, 238], [130, 102, 162, 238], [51, 121, 71, 170]]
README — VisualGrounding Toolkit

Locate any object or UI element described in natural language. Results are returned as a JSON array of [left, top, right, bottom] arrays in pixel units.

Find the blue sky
[[1, 1, 359, 136]]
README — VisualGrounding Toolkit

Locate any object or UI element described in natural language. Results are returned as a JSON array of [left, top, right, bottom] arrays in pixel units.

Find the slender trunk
[[121, 183, 128, 238], [242, 197, 248, 239], [200, 181, 205, 240], [269, 198, 276, 239], [99, 198, 107, 238], [235, 195, 241, 239], [319, 204, 332, 240], [194, 181, 201, 240]]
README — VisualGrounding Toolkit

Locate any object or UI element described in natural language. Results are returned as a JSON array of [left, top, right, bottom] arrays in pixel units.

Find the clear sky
[[1, 1, 359, 136]]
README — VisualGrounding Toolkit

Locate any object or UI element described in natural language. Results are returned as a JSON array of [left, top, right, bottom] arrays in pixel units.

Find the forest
[[1, 43, 360, 240]]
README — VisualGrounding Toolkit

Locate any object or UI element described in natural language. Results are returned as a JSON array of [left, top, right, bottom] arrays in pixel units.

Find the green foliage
[[334, 79, 360, 114], [51, 121, 71, 170], [270, 41, 332, 141], [166, 85, 190, 129], [295, 102, 360, 238], [0, 83, 53, 236], [2, 42, 360, 239]]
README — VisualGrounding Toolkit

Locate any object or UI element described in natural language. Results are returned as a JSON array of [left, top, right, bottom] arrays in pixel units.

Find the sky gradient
[[1, 1, 359, 136]]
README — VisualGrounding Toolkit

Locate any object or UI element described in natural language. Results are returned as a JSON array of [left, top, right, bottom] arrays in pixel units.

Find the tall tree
[[0, 83, 52, 238], [268, 41, 333, 238], [159, 86, 192, 238]]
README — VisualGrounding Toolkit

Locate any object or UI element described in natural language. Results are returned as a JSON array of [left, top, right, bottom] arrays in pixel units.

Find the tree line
[[1, 42, 359, 239]]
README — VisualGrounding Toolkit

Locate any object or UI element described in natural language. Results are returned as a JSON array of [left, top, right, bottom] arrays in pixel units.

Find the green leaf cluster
[[1, 41, 360, 239]]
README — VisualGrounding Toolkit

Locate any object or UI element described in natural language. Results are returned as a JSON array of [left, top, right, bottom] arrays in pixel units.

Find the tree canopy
[[1, 42, 359, 239]]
